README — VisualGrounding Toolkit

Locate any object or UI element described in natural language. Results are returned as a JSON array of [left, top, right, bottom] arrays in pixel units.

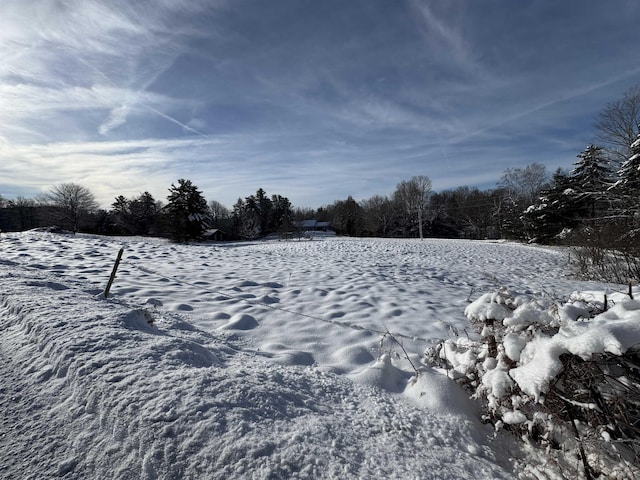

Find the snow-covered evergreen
[[616, 128, 640, 213], [569, 145, 612, 217]]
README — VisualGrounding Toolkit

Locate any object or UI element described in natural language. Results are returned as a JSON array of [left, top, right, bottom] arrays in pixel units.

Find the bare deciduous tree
[[498, 163, 549, 207], [209, 200, 230, 223], [361, 194, 395, 237], [594, 85, 640, 166], [44, 183, 99, 233], [393, 175, 432, 239]]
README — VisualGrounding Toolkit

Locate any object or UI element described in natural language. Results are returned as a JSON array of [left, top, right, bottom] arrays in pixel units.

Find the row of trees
[[1, 86, 638, 247], [0, 165, 553, 242], [0, 180, 295, 243], [0, 184, 101, 234], [308, 167, 547, 239], [0, 157, 628, 244]]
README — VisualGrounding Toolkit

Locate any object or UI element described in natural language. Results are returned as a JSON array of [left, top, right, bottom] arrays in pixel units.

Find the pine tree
[[616, 128, 640, 215], [569, 145, 612, 218], [130, 192, 160, 235], [111, 195, 131, 234], [270, 194, 293, 234], [164, 179, 209, 242], [254, 188, 273, 236], [522, 169, 580, 242]]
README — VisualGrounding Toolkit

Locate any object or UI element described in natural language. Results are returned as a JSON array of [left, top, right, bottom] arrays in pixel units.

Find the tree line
[[1, 86, 638, 249], [0, 180, 296, 243]]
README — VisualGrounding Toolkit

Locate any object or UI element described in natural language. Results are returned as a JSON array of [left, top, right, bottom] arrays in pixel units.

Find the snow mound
[[218, 313, 259, 330], [351, 353, 412, 393], [351, 354, 482, 420]]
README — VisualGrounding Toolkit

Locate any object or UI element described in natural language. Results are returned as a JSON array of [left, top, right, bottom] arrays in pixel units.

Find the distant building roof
[[298, 220, 331, 230]]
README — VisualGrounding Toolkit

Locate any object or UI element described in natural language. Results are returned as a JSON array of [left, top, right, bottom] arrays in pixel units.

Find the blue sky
[[1, 0, 639, 209]]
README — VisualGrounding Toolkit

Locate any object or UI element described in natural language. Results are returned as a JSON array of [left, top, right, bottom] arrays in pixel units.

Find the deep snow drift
[[0, 232, 630, 479]]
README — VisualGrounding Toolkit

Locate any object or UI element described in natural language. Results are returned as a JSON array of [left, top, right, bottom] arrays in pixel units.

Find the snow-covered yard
[[0, 232, 635, 479]]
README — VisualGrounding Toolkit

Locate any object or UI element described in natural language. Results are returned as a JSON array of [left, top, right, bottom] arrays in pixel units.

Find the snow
[[510, 299, 640, 401], [464, 291, 514, 322], [503, 332, 527, 361], [502, 410, 527, 425], [0, 231, 633, 478]]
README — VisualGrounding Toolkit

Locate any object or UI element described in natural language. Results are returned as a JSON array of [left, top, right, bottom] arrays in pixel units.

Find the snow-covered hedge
[[426, 288, 640, 479]]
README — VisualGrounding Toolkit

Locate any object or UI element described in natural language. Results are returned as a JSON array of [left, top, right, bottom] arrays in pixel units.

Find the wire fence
[[130, 261, 438, 345]]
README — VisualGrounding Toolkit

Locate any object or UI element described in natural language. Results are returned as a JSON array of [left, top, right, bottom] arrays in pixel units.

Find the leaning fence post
[[104, 247, 124, 298]]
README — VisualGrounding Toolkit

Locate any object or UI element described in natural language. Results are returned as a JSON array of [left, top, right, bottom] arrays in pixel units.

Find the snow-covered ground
[[0, 231, 627, 479]]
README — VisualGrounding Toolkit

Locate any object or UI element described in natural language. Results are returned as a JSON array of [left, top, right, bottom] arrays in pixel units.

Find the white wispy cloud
[[0, 0, 221, 141], [0, 137, 219, 203], [409, 0, 470, 65], [1, 0, 639, 211]]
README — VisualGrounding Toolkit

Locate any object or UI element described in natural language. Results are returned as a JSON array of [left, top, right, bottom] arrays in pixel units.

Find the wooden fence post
[[104, 247, 124, 298], [484, 318, 498, 358]]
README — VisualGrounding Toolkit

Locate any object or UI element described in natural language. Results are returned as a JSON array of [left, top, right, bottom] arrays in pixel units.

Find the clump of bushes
[[426, 288, 640, 479]]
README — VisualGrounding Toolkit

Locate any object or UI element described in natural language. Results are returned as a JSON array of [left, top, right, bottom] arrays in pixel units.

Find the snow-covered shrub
[[426, 288, 640, 479]]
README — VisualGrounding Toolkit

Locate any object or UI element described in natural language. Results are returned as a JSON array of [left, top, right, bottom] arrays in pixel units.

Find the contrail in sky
[[75, 54, 210, 138], [141, 104, 209, 138]]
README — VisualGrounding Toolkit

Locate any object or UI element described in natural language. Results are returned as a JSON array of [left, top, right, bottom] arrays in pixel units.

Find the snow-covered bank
[[0, 232, 630, 478]]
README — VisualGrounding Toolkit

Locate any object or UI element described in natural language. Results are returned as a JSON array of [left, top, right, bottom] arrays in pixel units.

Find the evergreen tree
[[569, 145, 612, 218], [231, 197, 259, 239], [239, 193, 263, 238], [130, 192, 160, 235], [330, 196, 363, 236], [164, 179, 209, 242], [522, 168, 580, 242], [111, 195, 131, 233], [233, 188, 288, 238], [270, 194, 293, 234], [254, 188, 273, 236], [110, 192, 160, 235], [616, 128, 640, 215]]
